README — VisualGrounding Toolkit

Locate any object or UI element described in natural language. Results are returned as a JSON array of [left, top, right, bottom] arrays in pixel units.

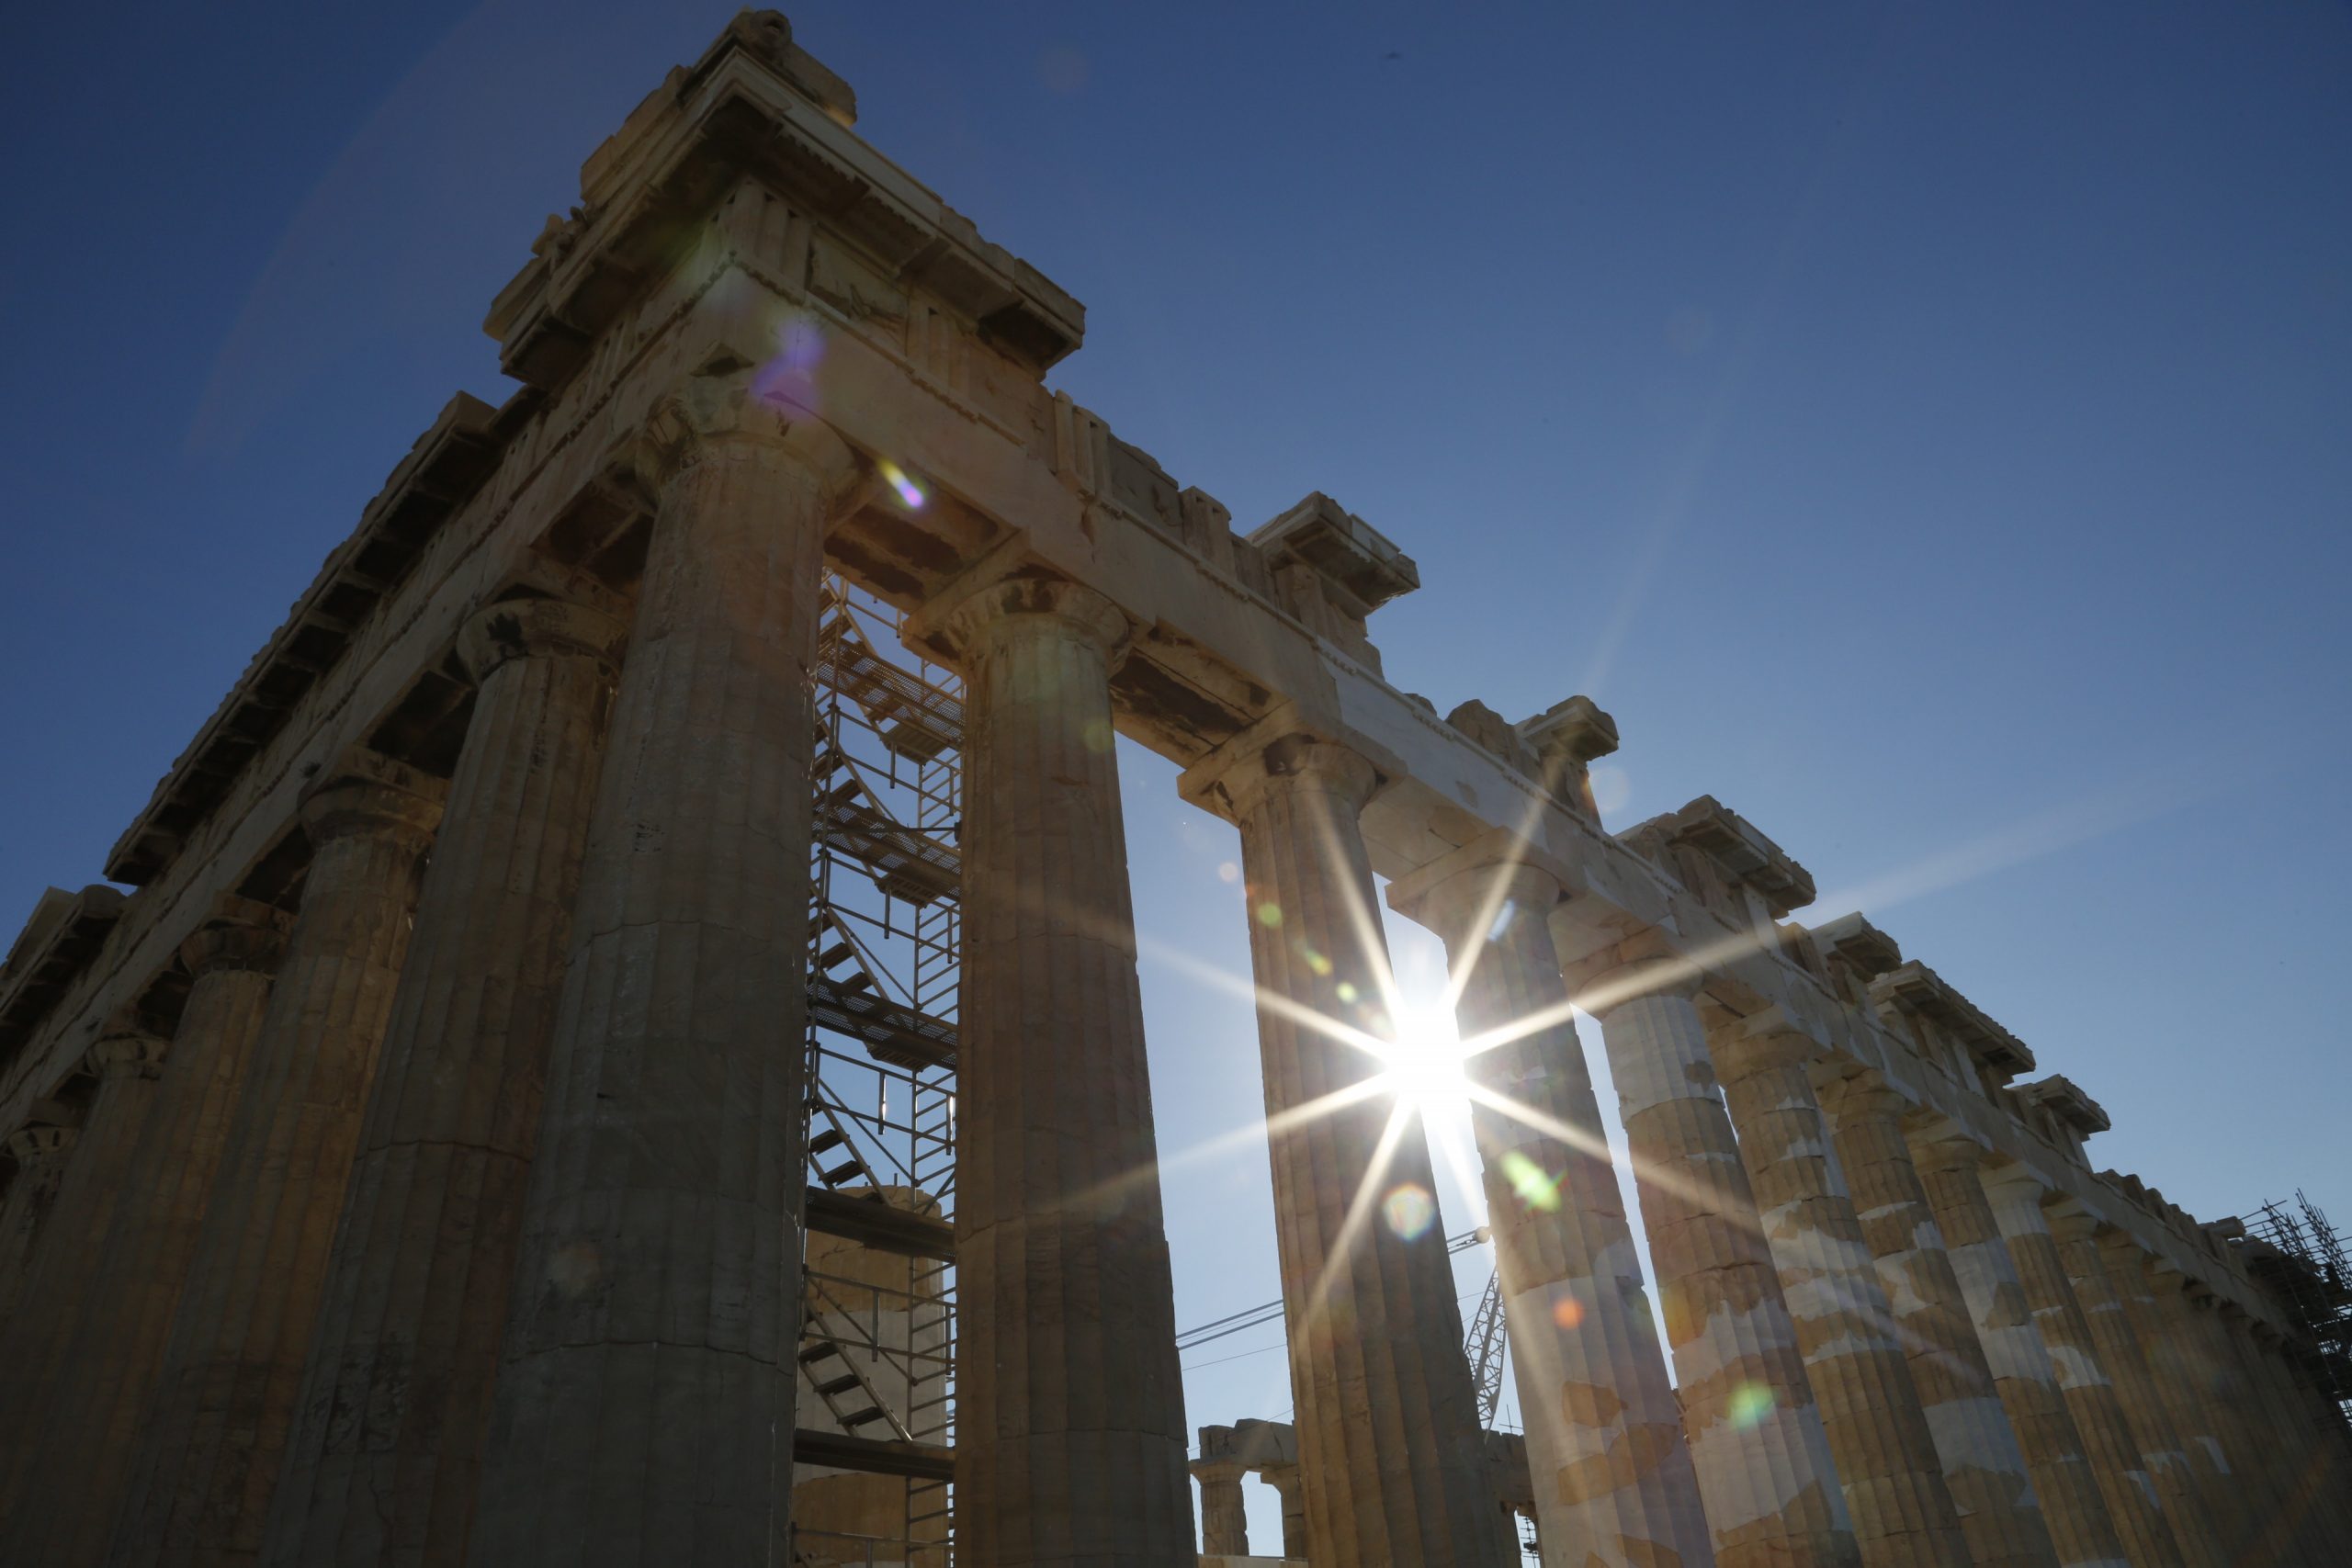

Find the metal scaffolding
[[796, 577, 964, 1568], [2243, 1190, 2352, 1429]]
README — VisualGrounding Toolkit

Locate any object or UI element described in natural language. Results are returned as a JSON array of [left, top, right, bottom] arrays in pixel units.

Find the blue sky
[[4, 2, 2347, 1552]]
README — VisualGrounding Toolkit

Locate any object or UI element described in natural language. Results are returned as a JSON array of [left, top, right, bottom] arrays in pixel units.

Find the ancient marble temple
[[0, 13, 2343, 1568]]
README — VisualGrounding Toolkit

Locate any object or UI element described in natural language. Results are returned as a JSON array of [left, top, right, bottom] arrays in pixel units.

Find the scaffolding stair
[[811, 917, 957, 1072]]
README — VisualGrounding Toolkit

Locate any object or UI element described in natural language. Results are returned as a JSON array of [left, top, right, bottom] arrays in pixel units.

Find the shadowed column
[[1179, 732, 1504, 1568], [0, 1018, 166, 1492], [925, 576, 1192, 1568], [105, 755, 445, 1568], [0, 1110, 76, 1321], [1979, 1168, 2181, 1568], [2231, 1327, 2352, 1564], [1583, 956, 1859, 1568], [1816, 1077, 2056, 1568], [1395, 858, 1713, 1568], [465, 370, 855, 1567], [1261, 1463, 1308, 1561], [1711, 1013, 1971, 1568], [2096, 1244, 2245, 1559], [0, 900, 285, 1564], [2045, 1210, 2224, 1564], [2158, 1286, 2274, 1560], [1909, 1131, 2126, 1568], [262, 594, 626, 1568]]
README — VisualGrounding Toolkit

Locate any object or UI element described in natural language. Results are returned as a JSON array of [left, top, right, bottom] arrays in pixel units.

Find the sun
[[1375, 998, 1472, 1117]]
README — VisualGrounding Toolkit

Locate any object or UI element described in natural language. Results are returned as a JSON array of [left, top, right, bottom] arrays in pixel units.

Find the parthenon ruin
[[0, 12, 2345, 1568]]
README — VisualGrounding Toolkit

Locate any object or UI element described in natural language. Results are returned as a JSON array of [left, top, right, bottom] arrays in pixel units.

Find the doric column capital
[[632, 364, 861, 499], [920, 572, 1131, 669], [1814, 1066, 1917, 1128], [1906, 1122, 1993, 1178], [457, 595, 629, 683], [1384, 830, 1566, 944], [1978, 1158, 2057, 1221], [1188, 1455, 1249, 1484], [5, 1121, 78, 1170], [298, 748, 447, 857], [1709, 1005, 1823, 1081], [1178, 718, 1382, 823], [85, 1025, 168, 1082], [179, 895, 291, 978], [1571, 936, 1708, 1018]]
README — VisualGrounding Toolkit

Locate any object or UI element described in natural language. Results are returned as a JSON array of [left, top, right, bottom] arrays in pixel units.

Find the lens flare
[[1216, 862, 1240, 884], [1552, 1296, 1586, 1330], [1382, 1183, 1436, 1241], [1302, 946, 1333, 977], [1335, 981, 1359, 1004], [1499, 1149, 1561, 1213], [1256, 902, 1283, 929], [753, 317, 826, 412], [1727, 1382, 1775, 1430], [876, 458, 926, 509]]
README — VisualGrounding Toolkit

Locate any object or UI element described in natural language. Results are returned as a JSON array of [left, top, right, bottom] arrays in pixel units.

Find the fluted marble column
[[1181, 732, 1502, 1568], [2135, 1279, 2257, 1561], [2044, 1210, 2223, 1565], [2096, 1244, 2245, 1559], [2232, 1329, 2352, 1564], [1262, 1463, 1308, 1561], [466, 372, 855, 1567], [1816, 1079, 2056, 1568], [1712, 1015, 1970, 1568], [1908, 1132, 2126, 1568], [0, 1113, 76, 1321], [262, 595, 626, 1568], [105, 757, 444, 1568], [933, 577, 1191, 1568], [1396, 861, 1713, 1568], [0, 1021, 165, 1478], [1193, 1460, 1250, 1557], [2159, 1288, 2271, 1559], [0, 901, 285, 1564], [1978, 1169, 2180, 1568], [1584, 961, 1858, 1568]]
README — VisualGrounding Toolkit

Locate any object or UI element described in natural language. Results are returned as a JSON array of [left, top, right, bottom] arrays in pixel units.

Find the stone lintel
[[1871, 960, 2036, 1077], [2018, 1074, 2110, 1138], [1247, 491, 1419, 620], [486, 11, 1083, 391], [1623, 794, 1816, 919], [0, 886, 128, 1077]]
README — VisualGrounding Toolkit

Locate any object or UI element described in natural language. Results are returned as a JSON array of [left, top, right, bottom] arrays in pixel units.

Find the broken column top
[[1517, 694, 1619, 766], [1808, 911, 1903, 986], [1871, 960, 2037, 1078], [1623, 795, 1816, 919], [2018, 1074, 2110, 1138], [1246, 492, 1419, 617]]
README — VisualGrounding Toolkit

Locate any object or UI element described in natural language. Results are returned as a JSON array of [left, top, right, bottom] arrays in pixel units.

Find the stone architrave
[[261, 594, 627, 1568], [1978, 1168, 2182, 1568], [465, 370, 857, 1567], [1711, 1013, 1972, 1568], [1581, 955, 1859, 1568], [2094, 1242, 2245, 1558], [1392, 858, 1714, 1568], [0, 901, 286, 1565], [0, 1111, 77, 1321], [921, 575, 1192, 1568], [103, 757, 446, 1568], [1193, 1458, 1250, 1557], [1815, 1077, 2057, 1568], [0, 1021, 166, 1484], [1907, 1131, 2127, 1568], [1178, 732, 1505, 1568], [2043, 1208, 2224, 1565]]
